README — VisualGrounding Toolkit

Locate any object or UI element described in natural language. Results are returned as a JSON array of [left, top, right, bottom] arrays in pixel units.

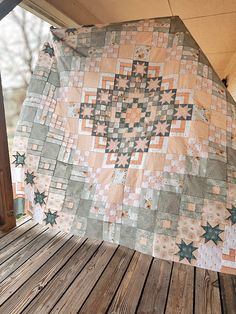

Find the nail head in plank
[[79, 245, 134, 314], [107, 251, 153, 314], [165, 262, 194, 314], [137, 259, 173, 314]]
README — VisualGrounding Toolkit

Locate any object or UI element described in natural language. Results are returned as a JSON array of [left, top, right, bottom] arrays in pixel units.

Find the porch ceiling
[[21, 0, 236, 78]]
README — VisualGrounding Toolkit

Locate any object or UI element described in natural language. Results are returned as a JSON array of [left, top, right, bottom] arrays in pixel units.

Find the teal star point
[[227, 206, 236, 225], [13, 152, 26, 167], [52, 34, 61, 42], [176, 240, 197, 263], [34, 190, 47, 206], [65, 28, 77, 35], [25, 171, 36, 186], [43, 43, 54, 57], [44, 210, 59, 227], [201, 222, 223, 245]]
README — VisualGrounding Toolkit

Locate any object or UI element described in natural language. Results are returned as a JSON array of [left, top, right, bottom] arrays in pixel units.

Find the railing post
[[0, 75, 16, 231]]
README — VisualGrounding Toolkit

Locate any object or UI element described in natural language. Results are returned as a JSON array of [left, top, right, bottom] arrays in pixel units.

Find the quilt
[[11, 16, 236, 274]]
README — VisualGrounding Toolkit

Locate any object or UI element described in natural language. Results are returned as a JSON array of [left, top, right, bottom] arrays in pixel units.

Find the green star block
[[227, 206, 236, 225], [43, 43, 54, 57], [177, 240, 197, 263], [13, 152, 26, 167], [34, 190, 47, 206], [25, 171, 36, 186], [65, 28, 77, 35], [201, 222, 223, 245], [44, 210, 59, 227]]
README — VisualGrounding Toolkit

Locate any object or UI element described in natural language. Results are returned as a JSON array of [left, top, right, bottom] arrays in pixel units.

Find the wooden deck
[[0, 219, 235, 314]]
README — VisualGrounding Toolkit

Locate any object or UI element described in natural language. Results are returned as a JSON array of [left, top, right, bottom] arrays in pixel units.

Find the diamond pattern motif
[[11, 16, 236, 275]]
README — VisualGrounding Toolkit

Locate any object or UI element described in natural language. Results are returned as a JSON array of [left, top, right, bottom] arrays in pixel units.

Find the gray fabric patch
[[206, 159, 227, 181], [66, 180, 85, 197], [54, 161, 72, 179], [29, 79, 45, 94], [158, 191, 181, 215], [77, 199, 93, 217], [137, 208, 157, 232], [120, 225, 137, 248], [227, 147, 236, 167], [183, 175, 206, 198], [31, 123, 49, 141], [86, 219, 103, 239], [42, 142, 60, 159], [21, 106, 37, 122]]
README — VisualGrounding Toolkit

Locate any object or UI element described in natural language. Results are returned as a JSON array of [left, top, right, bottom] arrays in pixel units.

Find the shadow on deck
[[0, 219, 235, 314]]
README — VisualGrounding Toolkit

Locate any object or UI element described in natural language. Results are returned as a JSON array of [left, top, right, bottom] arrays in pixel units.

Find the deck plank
[[0, 221, 235, 313], [0, 236, 87, 314], [195, 268, 222, 314], [0, 224, 48, 265], [107, 251, 153, 314], [0, 227, 52, 283], [219, 272, 236, 314], [0, 220, 35, 249], [22, 238, 103, 314], [0, 217, 32, 238], [79, 245, 134, 314], [165, 262, 194, 314], [50, 241, 118, 314], [137, 259, 173, 314], [0, 232, 71, 305], [16, 216, 32, 227]]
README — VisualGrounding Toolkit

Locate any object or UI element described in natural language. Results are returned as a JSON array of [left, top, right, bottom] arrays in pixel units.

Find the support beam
[[21, 0, 102, 27], [0, 76, 16, 231], [20, 0, 79, 27]]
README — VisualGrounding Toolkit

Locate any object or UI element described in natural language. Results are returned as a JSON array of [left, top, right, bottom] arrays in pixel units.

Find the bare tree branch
[[11, 10, 34, 74], [0, 7, 49, 89], [0, 36, 29, 87], [0, 7, 49, 149]]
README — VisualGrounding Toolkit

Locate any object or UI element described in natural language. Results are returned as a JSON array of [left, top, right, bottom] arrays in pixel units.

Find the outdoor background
[[0, 6, 50, 152]]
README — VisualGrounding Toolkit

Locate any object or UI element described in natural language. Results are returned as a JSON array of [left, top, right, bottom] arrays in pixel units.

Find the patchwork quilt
[[12, 16, 236, 274]]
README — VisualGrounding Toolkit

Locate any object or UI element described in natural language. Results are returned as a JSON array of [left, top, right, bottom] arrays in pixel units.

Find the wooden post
[[0, 0, 24, 232], [0, 0, 23, 20], [0, 76, 16, 231]]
